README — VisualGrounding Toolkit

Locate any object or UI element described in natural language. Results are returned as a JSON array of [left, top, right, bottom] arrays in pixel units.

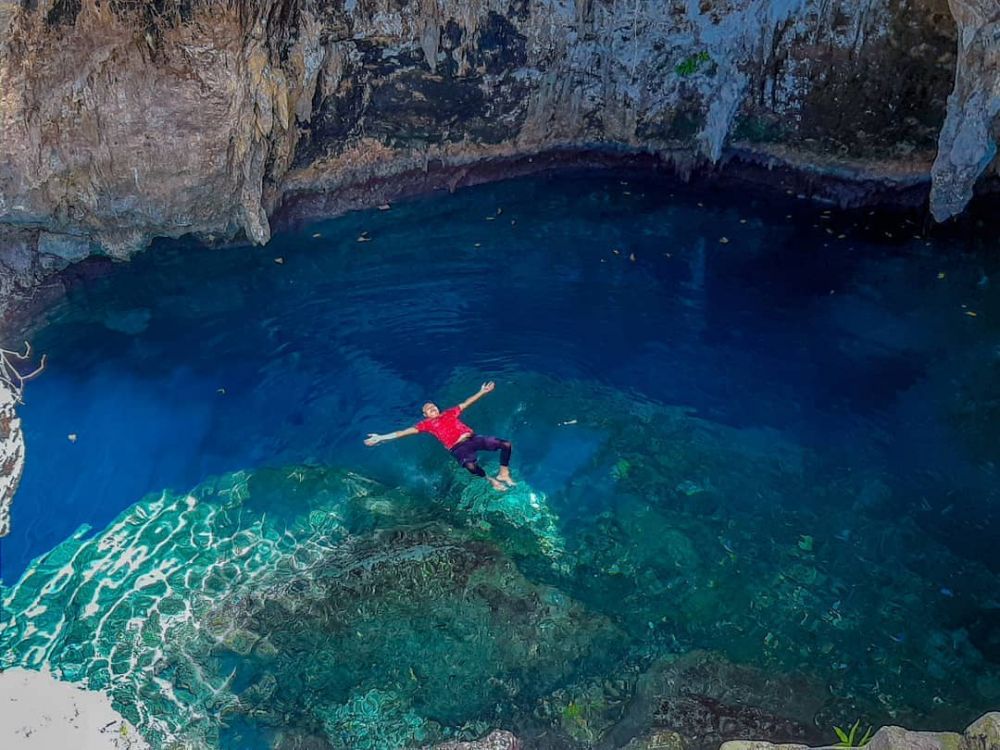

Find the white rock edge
[[0, 377, 24, 537], [0, 667, 150, 749]]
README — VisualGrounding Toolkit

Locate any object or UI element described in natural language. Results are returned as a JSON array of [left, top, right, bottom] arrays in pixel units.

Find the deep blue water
[[6, 171, 996, 580], [2, 169, 999, 748]]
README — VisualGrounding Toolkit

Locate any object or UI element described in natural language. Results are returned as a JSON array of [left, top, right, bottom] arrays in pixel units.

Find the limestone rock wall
[[930, 0, 1000, 221], [0, 376, 22, 537], [0, 0, 320, 256], [0, 0, 996, 324], [285, 0, 961, 188]]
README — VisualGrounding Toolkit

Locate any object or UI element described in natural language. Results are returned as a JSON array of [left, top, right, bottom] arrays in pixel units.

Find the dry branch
[[0, 342, 47, 404]]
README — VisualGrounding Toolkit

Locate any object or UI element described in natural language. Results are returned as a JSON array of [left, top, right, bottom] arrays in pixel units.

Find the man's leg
[[453, 437, 507, 491], [476, 436, 515, 485], [461, 460, 507, 491]]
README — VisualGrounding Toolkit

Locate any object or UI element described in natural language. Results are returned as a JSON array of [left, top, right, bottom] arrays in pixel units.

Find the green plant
[[675, 51, 711, 76], [560, 696, 603, 744], [611, 458, 632, 481], [561, 702, 583, 721], [833, 720, 874, 747]]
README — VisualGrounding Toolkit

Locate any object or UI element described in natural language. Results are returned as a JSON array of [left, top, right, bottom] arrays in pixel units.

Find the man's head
[[422, 402, 440, 418]]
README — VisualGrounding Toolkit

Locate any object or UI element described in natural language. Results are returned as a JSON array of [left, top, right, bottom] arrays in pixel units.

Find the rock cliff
[[0, 376, 22, 537], [0, 0, 996, 317], [929, 0, 1000, 221], [0, 342, 43, 536]]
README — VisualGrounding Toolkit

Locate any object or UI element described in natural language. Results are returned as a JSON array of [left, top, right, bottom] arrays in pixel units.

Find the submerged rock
[[457, 477, 568, 564], [0, 464, 620, 749], [36, 231, 93, 264], [101, 308, 152, 335], [4, 369, 1000, 750], [599, 651, 826, 750], [225, 521, 621, 747]]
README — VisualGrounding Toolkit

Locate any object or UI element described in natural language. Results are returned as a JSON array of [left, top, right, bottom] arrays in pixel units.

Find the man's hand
[[364, 433, 382, 447], [480, 381, 495, 394]]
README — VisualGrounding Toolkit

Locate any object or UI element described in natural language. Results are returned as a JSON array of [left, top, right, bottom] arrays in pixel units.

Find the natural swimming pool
[[2, 169, 998, 749]]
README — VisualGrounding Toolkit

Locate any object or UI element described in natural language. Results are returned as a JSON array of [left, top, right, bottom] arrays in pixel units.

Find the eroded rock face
[[0, 0, 320, 256], [929, 0, 1000, 221], [0, 0, 995, 323], [0, 377, 23, 537], [285, 0, 961, 190]]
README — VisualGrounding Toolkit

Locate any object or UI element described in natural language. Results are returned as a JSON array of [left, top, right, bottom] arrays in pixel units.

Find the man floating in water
[[364, 381, 515, 491]]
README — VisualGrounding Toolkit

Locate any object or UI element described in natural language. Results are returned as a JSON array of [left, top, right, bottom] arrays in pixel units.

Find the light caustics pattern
[[2, 469, 380, 746], [0, 465, 567, 748]]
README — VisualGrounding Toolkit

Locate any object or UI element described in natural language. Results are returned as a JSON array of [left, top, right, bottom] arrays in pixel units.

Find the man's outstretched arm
[[365, 427, 419, 446], [457, 381, 495, 411]]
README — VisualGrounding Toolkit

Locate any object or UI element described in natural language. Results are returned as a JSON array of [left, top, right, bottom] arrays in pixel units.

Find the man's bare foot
[[488, 477, 508, 492], [496, 468, 516, 486]]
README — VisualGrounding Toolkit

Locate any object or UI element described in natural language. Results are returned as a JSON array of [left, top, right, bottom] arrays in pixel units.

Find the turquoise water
[[2, 170, 999, 749]]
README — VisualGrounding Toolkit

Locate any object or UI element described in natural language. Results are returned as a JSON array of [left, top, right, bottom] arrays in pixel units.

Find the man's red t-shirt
[[415, 406, 472, 449]]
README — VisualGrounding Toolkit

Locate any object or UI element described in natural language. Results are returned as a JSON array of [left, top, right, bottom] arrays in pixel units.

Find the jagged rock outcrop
[[929, 0, 1000, 220], [0, 342, 43, 537], [0, 0, 995, 323], [0, 375, 23, 537]]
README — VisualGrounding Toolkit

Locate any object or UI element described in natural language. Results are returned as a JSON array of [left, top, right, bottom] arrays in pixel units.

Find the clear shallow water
[[2, 170, 1000, 749]]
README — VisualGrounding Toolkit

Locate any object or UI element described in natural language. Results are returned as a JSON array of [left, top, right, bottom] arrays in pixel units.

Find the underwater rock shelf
[[0, 378, 23, 536], [4, 453, 999, 749]]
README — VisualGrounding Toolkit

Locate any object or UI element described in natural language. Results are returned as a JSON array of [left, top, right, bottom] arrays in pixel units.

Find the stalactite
[[930, 0, 1000, 221]]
